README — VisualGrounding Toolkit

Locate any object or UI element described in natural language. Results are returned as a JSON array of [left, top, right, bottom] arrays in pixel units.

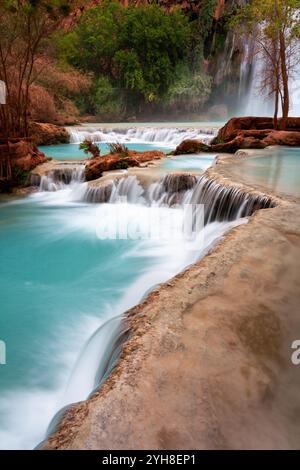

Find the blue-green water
[[230, 147, 300, 198], [162, 154, 216, 172], [40, 143, 171, 160], [0, 181, 237, 449]]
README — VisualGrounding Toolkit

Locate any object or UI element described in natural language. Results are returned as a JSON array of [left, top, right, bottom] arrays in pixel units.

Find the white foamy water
[[68, 126, 218, 147]]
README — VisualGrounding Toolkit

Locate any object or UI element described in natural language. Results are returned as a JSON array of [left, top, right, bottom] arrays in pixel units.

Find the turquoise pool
[[0, 183, 237, 449], [39, 143, 172, 160], [161, 154, 216, 172], [229, 147, 300, 198]]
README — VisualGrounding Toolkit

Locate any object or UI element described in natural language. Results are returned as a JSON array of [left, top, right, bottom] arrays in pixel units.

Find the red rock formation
[[173, 139, 211, 155], [29, 122, 70, 146], [173, 116, 300, 154], [263, 131, 300, 147], [85, 149, 164, 180], [0, 139, 47, 190], [213, 117, 300, 144]]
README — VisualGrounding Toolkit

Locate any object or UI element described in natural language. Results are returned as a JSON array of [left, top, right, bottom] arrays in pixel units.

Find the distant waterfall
[[68, 126, 218, 147], [39, 165, 85, 191], [239, 36, 300, 117]]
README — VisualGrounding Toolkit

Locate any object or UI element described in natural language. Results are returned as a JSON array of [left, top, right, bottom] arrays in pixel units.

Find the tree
[[58, 1, 191, 114], [231, 0, 300, 128], [0, 0, 72, 139]]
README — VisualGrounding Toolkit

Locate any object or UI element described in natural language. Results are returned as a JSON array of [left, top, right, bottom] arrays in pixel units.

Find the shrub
[[79, 139, 100, 158], [108, 142, 129, 157]]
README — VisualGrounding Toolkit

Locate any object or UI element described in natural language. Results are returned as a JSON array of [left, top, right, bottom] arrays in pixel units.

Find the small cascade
[[82, 176, 145, 204], [81, 173, 275, 222], [82, 181, 114, 203], [109, 175, 145, 203], [60, 316, 129, 407], [149, 174, 275, 223], [39, 165, 85, 191], [148, 174, 197, 206], [184, 175, 275, 223], [68, 126, 217, 147]]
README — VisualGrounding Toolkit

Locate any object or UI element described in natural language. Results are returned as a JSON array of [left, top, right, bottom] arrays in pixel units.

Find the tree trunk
[[279, 30, 289, 129], [273, 85, 279, 130]]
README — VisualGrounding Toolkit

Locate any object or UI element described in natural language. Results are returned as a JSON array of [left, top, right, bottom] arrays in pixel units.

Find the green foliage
[[108, 142, 129, 157], [197, 0, 218, 40], [79, 139, 100, 158], [229, 0, 300, 39], [57, 1, 191, 112], [93, 77, 124, 119], [166, 64, 212, 112]]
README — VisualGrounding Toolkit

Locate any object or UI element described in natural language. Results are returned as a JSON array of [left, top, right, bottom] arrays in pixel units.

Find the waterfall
[[82, 181, 114, 203], [82, 173, 275, 225], [39, 165, 85, 191], [82, 176, 145, 204], [68, 126, 218, 147], [60, 316, 129, 407], [239, 36, 300, 117], [148, 174, 275, 222]]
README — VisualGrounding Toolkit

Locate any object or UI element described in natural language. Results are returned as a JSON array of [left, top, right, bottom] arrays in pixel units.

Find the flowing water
[[161, 154, 216, 172], [0, 125, 276, 449], [39, 125, 219, 161], [238, 37, 300, 117], [67, 124, 219, 146]]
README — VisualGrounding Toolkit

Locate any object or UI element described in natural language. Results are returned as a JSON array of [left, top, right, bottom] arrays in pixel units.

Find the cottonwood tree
[[0, 0, 72, 139], [232, 0, 300, 128]]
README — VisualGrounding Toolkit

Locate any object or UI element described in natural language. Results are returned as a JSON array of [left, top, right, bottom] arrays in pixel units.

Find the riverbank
[[42, 151, 300, 450]]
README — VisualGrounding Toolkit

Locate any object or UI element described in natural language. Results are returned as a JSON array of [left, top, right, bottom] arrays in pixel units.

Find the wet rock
[[84, 181, 114, 203], [0, 139, 47, 173], [263, 130, 300, 147], [30, 122, 69, 145], [209, 117, 300, 153], [212, 135, 267, 153], [173, 139, 211, 155], [212, 116, 300, 145], [85, 150, 164, 181], [162, 173, 197, 193]]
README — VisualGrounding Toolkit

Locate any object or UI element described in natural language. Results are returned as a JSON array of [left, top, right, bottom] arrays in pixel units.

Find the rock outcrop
[[0, 139, 47, 171], [30, 122, 70, 146], [173, 117, 300, 154], [85, 150, 164, 181], [214, 117, 300, 143], [0, 139, 48, 191], [173, 139, 211, 155]]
